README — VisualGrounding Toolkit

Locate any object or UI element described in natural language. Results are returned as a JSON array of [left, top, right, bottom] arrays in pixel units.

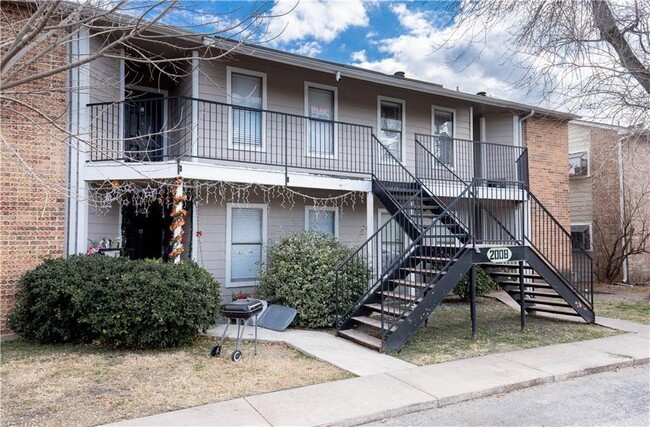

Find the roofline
[[207, 38, 579, 121]]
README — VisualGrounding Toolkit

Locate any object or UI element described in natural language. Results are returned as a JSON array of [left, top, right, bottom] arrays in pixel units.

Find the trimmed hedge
[[453, 266, 497, 300], [9, 255, 221, 348], [258, 232, 369, 328]]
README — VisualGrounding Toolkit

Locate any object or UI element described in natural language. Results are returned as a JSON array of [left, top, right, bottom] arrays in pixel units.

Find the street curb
[[323, 357, 649, 427]]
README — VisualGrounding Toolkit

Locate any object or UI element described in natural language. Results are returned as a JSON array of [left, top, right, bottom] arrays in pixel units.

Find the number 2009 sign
[[486, 247, 512, 263]]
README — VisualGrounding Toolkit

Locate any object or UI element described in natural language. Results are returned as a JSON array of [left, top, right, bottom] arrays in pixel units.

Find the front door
[[124, 90, 164, 161], [121, 202, 171, 260]]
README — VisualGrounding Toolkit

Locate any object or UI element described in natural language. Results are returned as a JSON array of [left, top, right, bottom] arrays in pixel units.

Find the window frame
[[431, 105, 457, 168], [226, 67, 268, 152], [304, 81, 339, 159], [569, 150, 590, 178], [570, 223, 592, 251], [225, 203, 268, 288], [304, 206, 339, 238], [377, 96, 406, 162]]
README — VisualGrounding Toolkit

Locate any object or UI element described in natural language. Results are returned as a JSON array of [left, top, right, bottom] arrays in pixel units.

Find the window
[[226, 205, 267, 286], [228, 68, 266, 148], [571, 224, 592, 251], [379, 210, 405, 270], [378, 98, 404, 161], [432, 107, 455, 166], [569, 151, 589, 177], [305, 207, 338, 237], [305, 83, 337, 156]]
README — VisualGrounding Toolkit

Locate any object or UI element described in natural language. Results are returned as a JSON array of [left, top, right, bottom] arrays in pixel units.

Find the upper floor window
[[432, 107, 455, 167], [305, 206, 338, 238], [569, 151, 589, 177], [570, 224, 592, 251], [378, 98, 404, 161], [305, 83, 338, 157], [227, 68, 266, 148]]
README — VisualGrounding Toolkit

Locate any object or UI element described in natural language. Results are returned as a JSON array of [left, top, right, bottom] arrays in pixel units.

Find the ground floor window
[[571, 223, 592, 251], [305, 206, 338, 238], [227, 204, 267, 286]]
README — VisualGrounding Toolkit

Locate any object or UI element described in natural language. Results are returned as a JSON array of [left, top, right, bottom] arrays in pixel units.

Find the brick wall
[[0, 3, 68, 334]]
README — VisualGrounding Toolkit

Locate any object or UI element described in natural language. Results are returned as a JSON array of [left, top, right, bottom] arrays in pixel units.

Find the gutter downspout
[[518, 109, 535, 147], [519, 110, 534, 246], [617, 137, 629, 283]]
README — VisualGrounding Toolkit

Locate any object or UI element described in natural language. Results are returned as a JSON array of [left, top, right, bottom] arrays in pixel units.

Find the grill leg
[[254, 315, 258, 355]]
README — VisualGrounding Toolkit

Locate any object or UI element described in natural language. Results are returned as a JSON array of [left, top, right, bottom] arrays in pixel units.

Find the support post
[[519, 260, 526, 330], [470, 265, 477, 338]]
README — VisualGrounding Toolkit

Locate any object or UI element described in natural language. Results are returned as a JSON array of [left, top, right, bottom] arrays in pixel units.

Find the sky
[[182, 0, 538, 107]]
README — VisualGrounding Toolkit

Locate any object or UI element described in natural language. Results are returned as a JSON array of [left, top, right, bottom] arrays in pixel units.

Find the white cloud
[[267, 0, 369, 44], [291, 41, 322, 57], [351, 50, 367, 62]]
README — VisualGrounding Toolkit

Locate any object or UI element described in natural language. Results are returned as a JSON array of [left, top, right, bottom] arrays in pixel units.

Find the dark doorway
[[124, 90, 165, 161], [121, 202, 172, 260]]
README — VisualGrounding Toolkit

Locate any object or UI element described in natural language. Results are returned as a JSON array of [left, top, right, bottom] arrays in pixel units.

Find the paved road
[[362, 365, 650, 426]]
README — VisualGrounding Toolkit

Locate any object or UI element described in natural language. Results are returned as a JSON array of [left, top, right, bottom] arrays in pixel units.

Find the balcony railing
[[87, 97, 529, 186], [88, 96, 374, 177], [415, 133, 528, 186]]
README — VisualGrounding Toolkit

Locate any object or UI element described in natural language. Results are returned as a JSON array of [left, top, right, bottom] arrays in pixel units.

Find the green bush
[[258, 232, 369, 328], [453, 266, 497, 300], [9, 255, 221, 348]]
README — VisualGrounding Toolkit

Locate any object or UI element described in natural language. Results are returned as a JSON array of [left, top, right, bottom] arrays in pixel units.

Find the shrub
[[9, 255, 221, 348], [453, 266, 497, 300], [258, 232, 369, 328]]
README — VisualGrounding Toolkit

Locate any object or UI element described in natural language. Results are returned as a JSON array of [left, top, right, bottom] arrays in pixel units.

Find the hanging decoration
[[168, 177, 187, 263], [88, 179, 364, 214]]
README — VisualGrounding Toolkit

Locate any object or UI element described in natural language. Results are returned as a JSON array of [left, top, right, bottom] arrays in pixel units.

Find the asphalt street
[[362, 364, 650, 426]]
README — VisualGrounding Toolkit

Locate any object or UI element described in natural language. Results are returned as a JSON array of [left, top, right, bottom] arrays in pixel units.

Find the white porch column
[[366, 191, 374, 239]]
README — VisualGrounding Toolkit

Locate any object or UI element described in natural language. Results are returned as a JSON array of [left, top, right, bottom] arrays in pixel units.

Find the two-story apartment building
[[3, 3, 597, 350], [569, 120, 650, 285]]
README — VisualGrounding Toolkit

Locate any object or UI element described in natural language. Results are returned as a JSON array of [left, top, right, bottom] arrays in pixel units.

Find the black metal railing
[[526, 191, 594, 306], [88, 96, 374, 177], [415, 133, 528, 185]]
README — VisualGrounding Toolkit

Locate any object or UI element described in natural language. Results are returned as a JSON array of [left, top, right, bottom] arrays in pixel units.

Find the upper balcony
[[87, 96, 528, 197]]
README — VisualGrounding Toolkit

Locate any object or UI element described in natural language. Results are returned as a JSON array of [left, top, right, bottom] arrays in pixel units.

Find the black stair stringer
[[383, 248, 473, 353], [521, 247, 595, 323]]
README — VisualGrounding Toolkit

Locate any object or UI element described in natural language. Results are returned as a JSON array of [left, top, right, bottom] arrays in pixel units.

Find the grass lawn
[[395, 297, 621, 366], [0, 337, 352, 427], [594, 283, 650, 324]]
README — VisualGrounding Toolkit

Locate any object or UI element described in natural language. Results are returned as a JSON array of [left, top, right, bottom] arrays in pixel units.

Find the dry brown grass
[[0, 337, 352, 426], [595, 283, 650, 324]]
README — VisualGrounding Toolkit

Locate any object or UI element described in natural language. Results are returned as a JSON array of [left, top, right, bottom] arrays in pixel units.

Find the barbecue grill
[[211, 298, 263, 362]]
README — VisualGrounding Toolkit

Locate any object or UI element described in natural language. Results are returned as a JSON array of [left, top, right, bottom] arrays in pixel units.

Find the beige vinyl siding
[[481, 114, 518, 181], [88, 204, 120, 246], [568, 124, 593, 224], [198, 54, 473, 173], [88, 34, 121, 104], [196, 188, 368, 296]]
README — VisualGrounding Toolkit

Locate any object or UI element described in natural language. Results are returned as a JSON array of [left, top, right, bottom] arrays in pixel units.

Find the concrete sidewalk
[[109, 322, 650, 427]]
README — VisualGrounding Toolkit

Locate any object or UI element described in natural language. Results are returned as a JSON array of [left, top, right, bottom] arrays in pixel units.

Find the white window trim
[[124, 85, 169, 159], [571, 222, 593, 251], [569, 149, 590, 178], [225, 203, 268, 288], [431, 105, 457, 168], [304, 81, 339, 159], [377, 96, 406, 162], [226, 67, 268, 152], [304, 206, 339, 238]]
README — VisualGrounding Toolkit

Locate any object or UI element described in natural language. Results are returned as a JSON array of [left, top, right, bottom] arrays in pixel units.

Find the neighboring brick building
[[0, 3, 68, 334], [569, 120, 650, 284]]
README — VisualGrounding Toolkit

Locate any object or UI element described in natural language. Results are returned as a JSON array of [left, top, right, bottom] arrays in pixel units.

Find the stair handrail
[[415, 138, 523, 245], [335, 188, 427, 328], [524, 189, 594, 307], [376, 182, 475, 337]]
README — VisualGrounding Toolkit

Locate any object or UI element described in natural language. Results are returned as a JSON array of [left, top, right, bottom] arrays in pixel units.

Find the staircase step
[[511, 295, 571, 307], [413, 255, 453, 263], [504, 288, 563, 298], [378, 290, 422, 303], [401, 267, 445, 276], [499, 280, 552, 288], [482, 263, 536, 270], [337, 329, 382, 350], [352, 315, 395, 331], [363, 303, 412, 318], [387, 278, 429, 289], [490, 271, 543, 280], [524, 304, 581, 317]]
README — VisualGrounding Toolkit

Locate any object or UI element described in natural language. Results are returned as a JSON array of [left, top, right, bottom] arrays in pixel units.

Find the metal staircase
[[335, 135, 595, 353]]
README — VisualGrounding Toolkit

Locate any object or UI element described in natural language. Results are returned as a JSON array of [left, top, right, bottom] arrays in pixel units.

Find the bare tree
[[432, 0, 650, 127], [1, 0, 282, 200]]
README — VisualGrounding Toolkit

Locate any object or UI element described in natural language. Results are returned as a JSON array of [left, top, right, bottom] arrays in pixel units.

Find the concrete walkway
[[109, 320, 650, 427]]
